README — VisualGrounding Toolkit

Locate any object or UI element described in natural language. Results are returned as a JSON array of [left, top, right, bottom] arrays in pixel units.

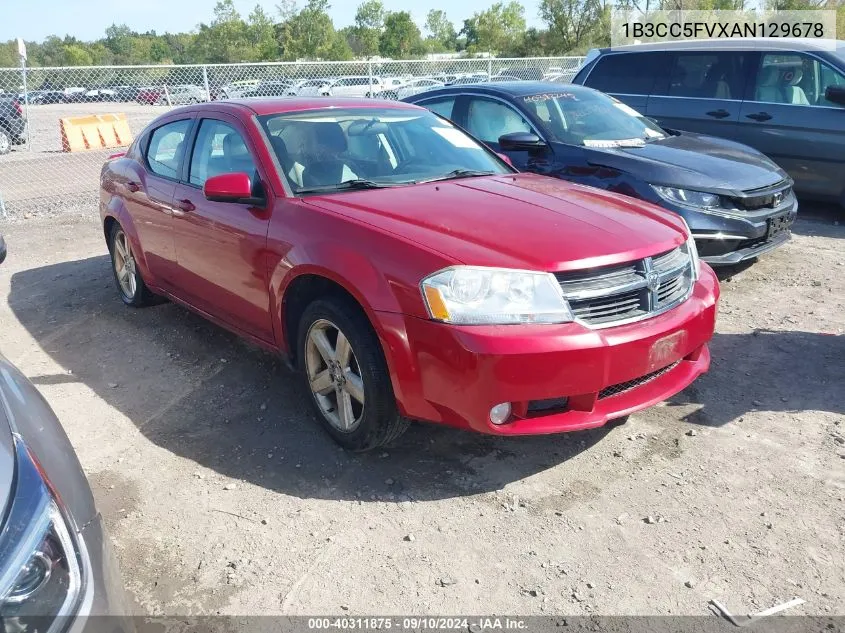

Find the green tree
[[63, 44, 93, 66], [424, 10, 457, 50], [248, 5, 279, 60], [191, 0, 251, 62], [278, 0, 338, 60], [461, 2, 526, 55], [379, 11, 424, 58], [354, 0, 385, 57], [539, 0, 602, 54]]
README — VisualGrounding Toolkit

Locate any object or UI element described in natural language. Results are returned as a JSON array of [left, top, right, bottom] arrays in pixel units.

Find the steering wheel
[[393, 157, 431, 174]]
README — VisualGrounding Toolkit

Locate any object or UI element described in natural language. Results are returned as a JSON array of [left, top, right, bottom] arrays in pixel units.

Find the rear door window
[[586, 53, 664, 95], [659, 52, 747, 100], [146, 119, 191, 179], [417, 97, 457, 120]]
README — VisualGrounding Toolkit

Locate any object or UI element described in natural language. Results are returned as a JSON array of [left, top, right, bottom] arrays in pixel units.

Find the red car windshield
[[258, 107, 510, 194]]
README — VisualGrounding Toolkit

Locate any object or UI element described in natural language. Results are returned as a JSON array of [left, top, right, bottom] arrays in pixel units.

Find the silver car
[[0, 234, 132, 631], [163, 84, 206, 105]]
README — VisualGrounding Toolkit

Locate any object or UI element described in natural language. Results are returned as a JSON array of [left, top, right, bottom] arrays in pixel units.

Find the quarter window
[[189, 119, 257, 187], [418, 97, 456, 120], [465, 98, 534, 145], [146, 119, 191, 179]]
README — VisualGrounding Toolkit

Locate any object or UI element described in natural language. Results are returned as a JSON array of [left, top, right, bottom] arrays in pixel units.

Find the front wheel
[[298, 297, 409, 451], [108, 223, 159, 307]]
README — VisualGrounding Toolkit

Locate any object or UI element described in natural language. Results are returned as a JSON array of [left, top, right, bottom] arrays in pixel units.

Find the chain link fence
[[0, 56, 584, 220]]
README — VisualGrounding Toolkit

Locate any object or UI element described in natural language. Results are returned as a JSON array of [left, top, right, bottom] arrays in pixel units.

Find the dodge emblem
[[646, 270, 661, 292]]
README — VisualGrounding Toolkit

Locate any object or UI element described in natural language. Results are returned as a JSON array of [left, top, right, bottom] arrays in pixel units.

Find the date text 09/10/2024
[[307, 617, 529, 630]]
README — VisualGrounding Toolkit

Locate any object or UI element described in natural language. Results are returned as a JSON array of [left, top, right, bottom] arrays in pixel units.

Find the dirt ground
[[0, 205, 843, 618]]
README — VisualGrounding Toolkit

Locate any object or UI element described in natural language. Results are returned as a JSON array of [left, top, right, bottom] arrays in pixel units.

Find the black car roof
[[410, 81, 592, 99]]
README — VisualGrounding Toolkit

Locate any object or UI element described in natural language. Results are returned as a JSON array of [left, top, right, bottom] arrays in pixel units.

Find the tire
[[108, 222, 159, 307], [297, 296, 409, 451], [0, 128, 11, 155]]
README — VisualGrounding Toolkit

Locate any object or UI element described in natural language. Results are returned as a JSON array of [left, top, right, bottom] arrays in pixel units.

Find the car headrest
[[223, 133, 249, 159], [781, 67, 803, 86], [312, 122, 347, 154]]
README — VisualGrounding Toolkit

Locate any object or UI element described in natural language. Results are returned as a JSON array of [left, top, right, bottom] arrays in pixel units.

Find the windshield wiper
[[416, 169, 497, 184], [296, 179, 397, 195]]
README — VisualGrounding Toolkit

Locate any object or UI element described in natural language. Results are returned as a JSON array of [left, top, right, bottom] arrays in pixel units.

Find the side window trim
[[183, 115, 265, 192], [143, 116, 196, 183]]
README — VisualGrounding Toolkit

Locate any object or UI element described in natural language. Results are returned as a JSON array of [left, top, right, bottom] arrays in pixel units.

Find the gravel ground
[[0, 205, 843, 618]]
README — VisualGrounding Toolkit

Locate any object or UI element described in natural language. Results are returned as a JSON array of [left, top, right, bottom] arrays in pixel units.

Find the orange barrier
[[60, 113, 133, 152]]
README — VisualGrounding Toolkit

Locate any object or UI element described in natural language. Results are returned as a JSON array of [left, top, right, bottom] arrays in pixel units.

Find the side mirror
[[0, 234, 6, 265], [496, 152, 514, 167], [204, 172, 260, 204], [824, 85, 845, 107], [498, 132, 546, 151]]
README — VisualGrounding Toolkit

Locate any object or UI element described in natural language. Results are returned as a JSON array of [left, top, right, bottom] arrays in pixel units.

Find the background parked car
[[0, 234, 133, 632], [406, 82, 797, 265], [136, 86, 162, 105], [295, 78, 333, 96], [162, 84, 207, 105], [217, 79, 261, 99], [0, 95, 26, 155], [376, 78, 444, 100], [323, 76, 385, 97], [572, 39, 845, 207], [241, 80, 296, 98]]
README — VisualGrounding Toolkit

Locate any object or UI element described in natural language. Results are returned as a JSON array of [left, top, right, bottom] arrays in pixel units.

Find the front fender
[[270, 242, 405, 355]]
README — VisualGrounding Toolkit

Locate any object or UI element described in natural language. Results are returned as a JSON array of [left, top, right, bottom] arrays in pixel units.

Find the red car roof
[[220, 97, 424, 116]]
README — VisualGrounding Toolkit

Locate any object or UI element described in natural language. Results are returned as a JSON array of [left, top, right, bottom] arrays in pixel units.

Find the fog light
[[489, 402, 512, 425]]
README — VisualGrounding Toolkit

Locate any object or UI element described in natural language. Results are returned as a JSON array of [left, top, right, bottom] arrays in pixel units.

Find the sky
[[1, 0, 544, 42]]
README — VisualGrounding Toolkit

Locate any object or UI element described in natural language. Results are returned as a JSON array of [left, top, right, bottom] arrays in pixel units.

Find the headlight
[[421, 266, 574, 325], [652, 185, 721, 210], [0, 437, 87, 630]]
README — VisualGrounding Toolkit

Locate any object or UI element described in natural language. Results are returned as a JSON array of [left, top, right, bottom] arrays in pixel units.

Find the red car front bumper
[[376, 264, 719, 435]]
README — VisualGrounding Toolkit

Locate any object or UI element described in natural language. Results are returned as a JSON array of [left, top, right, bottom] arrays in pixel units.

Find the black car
[[0, 95, 27, 155], [405, 82, 797, 265]]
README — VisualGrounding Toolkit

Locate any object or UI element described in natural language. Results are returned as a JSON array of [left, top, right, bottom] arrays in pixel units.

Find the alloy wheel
[[112, 229, 137, 300], [305, 319, 365, 432]]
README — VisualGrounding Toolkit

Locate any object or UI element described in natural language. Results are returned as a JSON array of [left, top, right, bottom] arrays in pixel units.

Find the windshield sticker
[[583, 138, 646, 148], [432, 126, 480, 148], [524, 92, 578, 103]]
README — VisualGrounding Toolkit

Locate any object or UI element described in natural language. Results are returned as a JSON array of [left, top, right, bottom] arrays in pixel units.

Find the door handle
[[746, 112, 772, 122], [176, 199, 195, 212], [706, 109, 730, 119], [126, 181, 140, 193]]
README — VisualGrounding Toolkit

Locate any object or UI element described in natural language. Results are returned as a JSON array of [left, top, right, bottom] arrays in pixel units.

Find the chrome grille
[[729, 180, 792, 211], [556, 244, 694, 328]]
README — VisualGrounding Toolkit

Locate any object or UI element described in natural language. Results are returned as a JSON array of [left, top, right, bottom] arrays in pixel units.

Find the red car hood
[[305, 173, 688, 271]]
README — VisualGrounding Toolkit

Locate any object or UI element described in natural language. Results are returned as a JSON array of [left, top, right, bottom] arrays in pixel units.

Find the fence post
[[19, 57, 32, 151], [368, 59, 373, 98], [202, 65, 211, 102], [487, 58, 492, 80]]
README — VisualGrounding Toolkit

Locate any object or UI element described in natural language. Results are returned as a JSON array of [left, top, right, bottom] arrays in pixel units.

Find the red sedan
[[99, 98, 719, 451]]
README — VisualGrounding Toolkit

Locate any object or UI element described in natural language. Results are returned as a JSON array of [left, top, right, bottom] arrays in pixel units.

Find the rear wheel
[[108, 223, 158, 307], [0, 128, 11, 155], [298, 297, 409, 451]]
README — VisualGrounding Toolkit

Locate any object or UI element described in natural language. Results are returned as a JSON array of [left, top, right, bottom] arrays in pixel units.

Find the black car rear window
[[585, 52, 665, 95]]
